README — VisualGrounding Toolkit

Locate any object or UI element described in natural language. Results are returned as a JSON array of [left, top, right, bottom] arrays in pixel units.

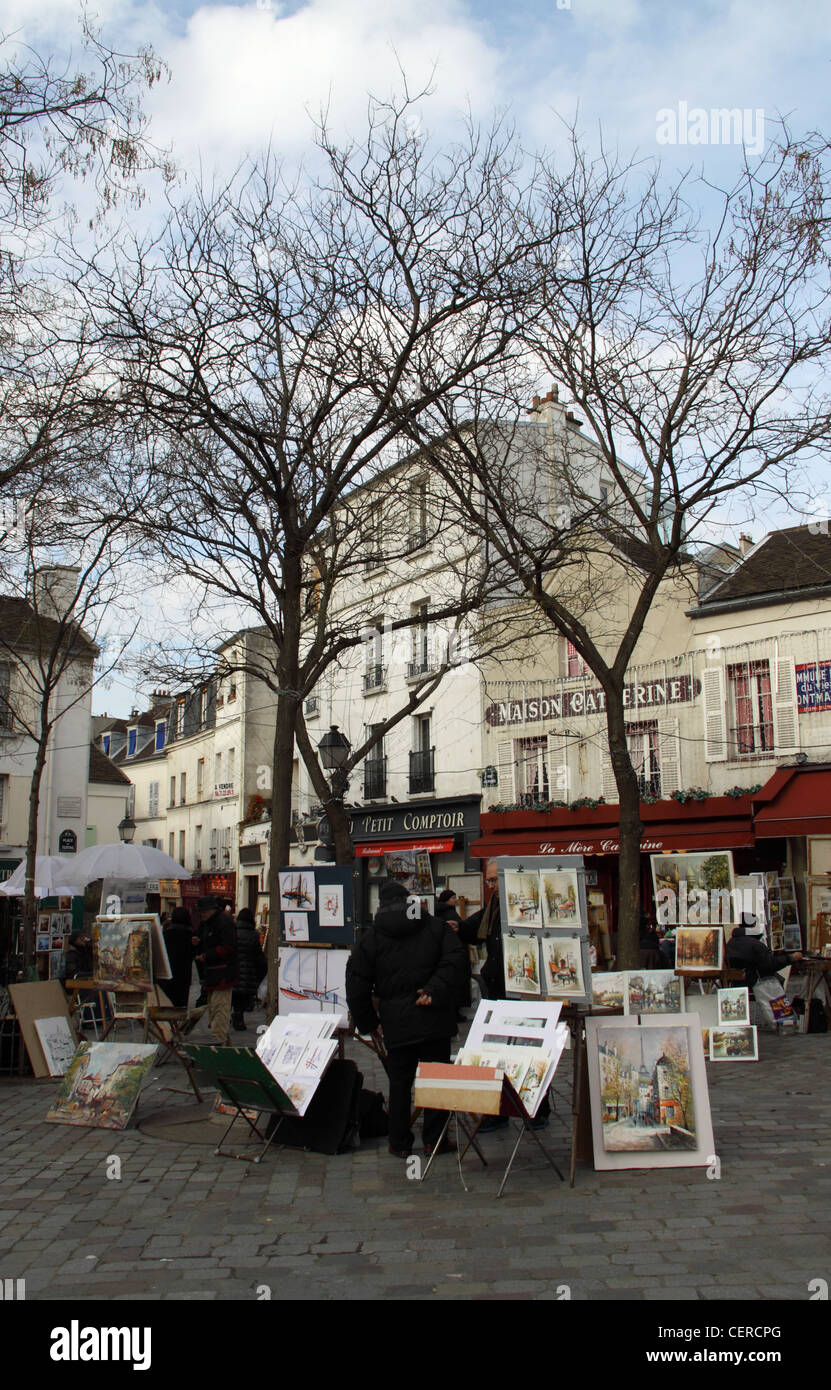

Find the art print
[[383, 849, 433, 896], [46, 1041, 158, 1129], [674, 926, 723, 972], [504, 935, 541, 995], [36, 933, 51, 954], [592, 972, 626, 1010], [301, 1039, 337, 1077], [518, 1054, 550, 1111], [49, 951, 64, 980], [541, 935, 586, 998], [278, 946, 349, 1019], [279, 871, 315, 912], [651, 851, 736, 927], [34, 1016, 77, 1076], [503, 871, 542, 928], [595, 1023, 698, 1152], [283, 913, 309, 942], [540, 869, 581, 927], [709, 1025, 758, 1062], [683, 992, 719, 1052], [275, 1038, 308, 1072], [782, 925, 803, 951], [717, 987, 750, 1026], [627, 970, 684, 1015], [318, 883, 345, 928]]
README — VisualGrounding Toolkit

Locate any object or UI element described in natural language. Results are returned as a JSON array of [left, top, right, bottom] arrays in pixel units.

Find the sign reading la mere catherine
[[485, 674, 700, 727]]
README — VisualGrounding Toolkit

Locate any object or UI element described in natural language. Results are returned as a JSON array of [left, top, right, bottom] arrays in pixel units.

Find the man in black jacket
[[193, 897, 238, 1045], [456, 859, 503, 998], [727, 913, 803, 1029], [347, 879, 467, 1158]]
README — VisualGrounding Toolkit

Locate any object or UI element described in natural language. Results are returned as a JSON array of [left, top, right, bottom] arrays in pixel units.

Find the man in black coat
[[456, 859, 504, 998], [163, 907, 196, 1008], [193, 897, 238, 1045], [232, 908, 267, 1030], [346, 879, 467, 1158]]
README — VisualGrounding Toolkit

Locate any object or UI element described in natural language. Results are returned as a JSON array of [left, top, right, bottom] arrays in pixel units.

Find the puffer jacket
[[346, 904, 467, 1048], [233, 920, 267, 1005]]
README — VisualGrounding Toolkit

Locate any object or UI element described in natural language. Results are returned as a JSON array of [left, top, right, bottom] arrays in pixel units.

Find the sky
[[3, 0, 828, 714]]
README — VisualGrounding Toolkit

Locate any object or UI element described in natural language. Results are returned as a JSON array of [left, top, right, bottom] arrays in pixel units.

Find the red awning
[[355, 838, 456, 857], [471, 820, 755, 859], [754, 765, 831, 838]]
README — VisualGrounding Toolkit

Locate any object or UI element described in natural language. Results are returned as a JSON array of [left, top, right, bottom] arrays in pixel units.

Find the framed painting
[[540, 931, 591, 1004], [651, 851, 736, 927], [674, 926, 723, 972], [46, 1041, 158, 1129], [709, 1025, 758, 1062], [807, 837, 831, 877], [540, 868, 582, 928], [717, 986, 750, 1026], [34, 1016, 77, 1076], [503, 934, 542, 995], [92, 918, 152, 989], [626, 970, 684, 1015], [585, 1014, 714, 1170], [503, 871, 542, 929], [591, 972, 626, 1011], [36, 933, 51, 954]]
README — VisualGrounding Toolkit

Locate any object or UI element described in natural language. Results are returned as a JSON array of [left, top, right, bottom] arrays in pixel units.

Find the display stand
[[183, 1044, 299, 1163], [795, 957, 831, 1032], [144, 1005, 207, 1101]]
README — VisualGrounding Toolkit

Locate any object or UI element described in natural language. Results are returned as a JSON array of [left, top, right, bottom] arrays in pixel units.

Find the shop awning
[[753, 764, 831, 838], [471, 797, 757, 859], [471, 820, 755, 858], [355, 838, 456, 857]]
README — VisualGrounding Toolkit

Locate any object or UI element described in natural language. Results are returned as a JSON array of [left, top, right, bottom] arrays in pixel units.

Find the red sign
[[355, 838, 455, 857]]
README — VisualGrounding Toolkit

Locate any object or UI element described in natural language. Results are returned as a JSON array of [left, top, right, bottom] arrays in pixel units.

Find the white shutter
[[148, 781, 159, 817], [547, 733, 570, 801], [658, 718, 681, 796], [210, 828, 218, 866], [772, 655, 799, 754], [600, 740, 618, 802], [497, 739, 516, 801], [702, 666, 728, 762]]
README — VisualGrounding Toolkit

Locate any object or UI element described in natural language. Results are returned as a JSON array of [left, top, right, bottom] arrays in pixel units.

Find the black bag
[[267, 1059, 363, 1154], [358, 1087, 389, 1139]]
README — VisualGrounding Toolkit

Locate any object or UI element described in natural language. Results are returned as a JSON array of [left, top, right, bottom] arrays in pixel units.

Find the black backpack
[[267, 1059, 363, 1154]]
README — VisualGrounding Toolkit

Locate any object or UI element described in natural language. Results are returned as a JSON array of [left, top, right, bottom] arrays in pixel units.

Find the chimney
[[33, 565, 81, 621], [739, 534, 754, 556]]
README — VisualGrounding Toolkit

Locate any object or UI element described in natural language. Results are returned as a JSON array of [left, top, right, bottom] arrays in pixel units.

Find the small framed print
[[709, 1025, 758, 1062]]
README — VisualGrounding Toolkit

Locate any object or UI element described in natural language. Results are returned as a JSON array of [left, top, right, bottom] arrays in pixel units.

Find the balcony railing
[[363, 552, 384, 572], [304, 696, 319, 716], [409, 747, 435, 794], [407, 530, 428, 554], [407, 656, 436, 682], [363, 756, 387, 800], [635, 772, 662, 798], [363, 663, 386, 694]]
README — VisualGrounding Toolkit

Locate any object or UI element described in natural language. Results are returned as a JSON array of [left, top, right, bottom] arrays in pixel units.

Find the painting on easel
[[92, 918, 152, 989]]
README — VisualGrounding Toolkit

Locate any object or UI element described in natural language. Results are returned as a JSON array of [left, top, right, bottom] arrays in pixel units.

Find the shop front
[[753, 762, 831, 952], [179, 871, 237, 928], [351, 794, 482, 925]]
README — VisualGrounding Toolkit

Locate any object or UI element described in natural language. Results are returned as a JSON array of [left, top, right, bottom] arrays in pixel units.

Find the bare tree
[[411, 127, 831, 966]]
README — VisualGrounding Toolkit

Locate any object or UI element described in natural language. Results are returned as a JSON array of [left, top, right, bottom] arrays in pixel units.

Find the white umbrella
[[57, 842, 192, 890], [0, 855, 77, 898]]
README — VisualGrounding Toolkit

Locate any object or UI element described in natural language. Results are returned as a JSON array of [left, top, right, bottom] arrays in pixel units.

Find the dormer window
[[155, 720, 166, 751], [103, 735, 110, 755], [127, 728, 137, 756]]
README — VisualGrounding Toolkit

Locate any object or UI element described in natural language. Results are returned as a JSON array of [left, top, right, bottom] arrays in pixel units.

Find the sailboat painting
[[279, 871, 315, 912], [278, 946, 349, 1020]]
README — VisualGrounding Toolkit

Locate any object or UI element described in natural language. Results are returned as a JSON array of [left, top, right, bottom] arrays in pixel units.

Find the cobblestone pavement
[[0, 1016, 829, 1302]]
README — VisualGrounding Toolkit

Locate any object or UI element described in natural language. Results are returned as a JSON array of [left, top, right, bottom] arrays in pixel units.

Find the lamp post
[[317, 725, 352, 863], [318, 725, 351, 799], [117, 804, 137, 844]]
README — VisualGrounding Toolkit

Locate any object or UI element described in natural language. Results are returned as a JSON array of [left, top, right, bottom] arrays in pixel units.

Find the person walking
[[163, 907, 196, 1008], [232, 907, 267, 1031], [346, 879, 467, 1158], [193, 896, 238, 1045]]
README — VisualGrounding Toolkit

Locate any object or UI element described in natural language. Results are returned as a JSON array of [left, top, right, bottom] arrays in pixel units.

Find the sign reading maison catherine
[[485, 674, 700, 726]]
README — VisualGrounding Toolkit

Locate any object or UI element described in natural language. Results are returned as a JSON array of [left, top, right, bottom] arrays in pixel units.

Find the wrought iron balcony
[[407, 656, 436, 681], [363, 664, 386, 694], [363, 756, 387, 800], [409, 747, 435, 794]]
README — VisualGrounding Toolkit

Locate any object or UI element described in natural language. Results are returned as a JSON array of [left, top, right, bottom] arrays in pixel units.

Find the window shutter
[[496, 739, 516, 801], [772, 655, 799, 754], [658, 718, 681, 796], [546, 733, 570, 801], [148, 781, 159, 817], [600, 740, 618, 802], [702, 666, 728, 762]]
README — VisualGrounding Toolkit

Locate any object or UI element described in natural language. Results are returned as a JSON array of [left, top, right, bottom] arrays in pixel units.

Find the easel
[[183, 1044, 299, 1163], [144, 1005, 207, 1101]]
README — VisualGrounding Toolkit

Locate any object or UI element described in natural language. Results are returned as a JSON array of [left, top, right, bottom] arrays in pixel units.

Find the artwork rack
[[183, 1044, 299, 1163]]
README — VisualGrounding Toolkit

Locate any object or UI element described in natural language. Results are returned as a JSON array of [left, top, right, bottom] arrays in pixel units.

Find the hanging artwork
[[627, 970, 684, 1015], [586, 1015, 714, 1170], [591, 972, 626, 1010], [541, 934, 587, 1000], [34, 1016, 77, 1076], [283, 913, 309, 942], [503, 870, 542, 928], [503, 935, 541, 995], [651, 851, 736, 930], [540, 869, 582, 927], [717, 987, 750, 1026], [318, 883, 345, 928], [674, 926, 724, 972], [46, 1041, 158, 1129], [383, 850, 433, 895], [36, 933, 51, 954], [278, 871, 315, 912], [709, 1025, 758, 1062], [277, 946, 349, 1018]]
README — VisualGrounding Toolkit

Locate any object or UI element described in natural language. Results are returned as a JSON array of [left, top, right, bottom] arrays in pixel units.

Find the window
[[362, 502, 384, 570], [221, 827, 232, 867], [0, 773, 7, 823], [155, 721, 166, 751], [364, 616, 385, 692], [178, 829, 186, 864], [409, 716, 434, 793], [102, 734, 110, 755], [517, 737, 549, 803], [127, 785, 135, 816], [599, 482, 610, 505], [180, 771, 187, 805], [194, 825, 202, 867], [566, 640, 589, 678], [728, 660, 774, 757], [0, 662, 11, 729], [215, 751, 223, 787], [127, 727, 137, 756], [227, 748, 235, 789], [408, 478, 428, 551], [175, 699, 185, 737], [197, 758, 205, 797], [148, 781, 159, 818], [228, 678, 237, 703], [409, 602, 432, 678], [626, 721, 661, 797], [169, 775, 176, 808], [168, 832, 175, 858], [209, 828, 218, 868], [200, 688, 209, 726]]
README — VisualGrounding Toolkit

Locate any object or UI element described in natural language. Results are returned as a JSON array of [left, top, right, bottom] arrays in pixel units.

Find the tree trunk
[[605, 687, 642, 970], [22, 728, 50, 975], [328, 793, 355, 867]]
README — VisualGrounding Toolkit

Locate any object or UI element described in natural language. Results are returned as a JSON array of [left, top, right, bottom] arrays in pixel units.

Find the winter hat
[[236, 908, 255, 925], [437, 888, 455, 905], [170, 907, 191, 926], [379, 879, 410, 905], [197, 895, 221, 915]]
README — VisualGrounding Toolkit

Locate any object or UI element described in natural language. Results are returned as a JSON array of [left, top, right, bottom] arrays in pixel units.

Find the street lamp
[[318, 724, 351, 773], [117, 804, 137, 843]]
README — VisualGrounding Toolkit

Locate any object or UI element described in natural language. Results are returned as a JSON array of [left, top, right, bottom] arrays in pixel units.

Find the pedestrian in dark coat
[[456, 859, 504, 998], [193, 897, 238, 1045], [163, 907, 196, 1008], [346, 879, 467, 1157], [232, 908, 267, 1030], [436, 888, 471, 1010]]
